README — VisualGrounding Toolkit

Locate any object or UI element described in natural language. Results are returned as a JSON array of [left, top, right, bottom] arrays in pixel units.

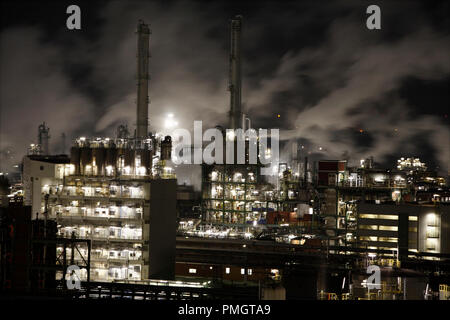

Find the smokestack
[[136, 20, 151, 139], [38, 122, 50, 155], [229, 15, 243, 130]]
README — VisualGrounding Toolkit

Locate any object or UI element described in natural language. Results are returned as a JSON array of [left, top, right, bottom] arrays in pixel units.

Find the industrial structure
[[228, 15, 243, 131], [1, 15, 449, 301], [15, 19, 178, 284], [28, 122, 50, 156]]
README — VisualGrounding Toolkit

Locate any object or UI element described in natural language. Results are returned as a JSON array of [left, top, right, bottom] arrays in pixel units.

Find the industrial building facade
[[356, 203, 450, 258], [22, 137, 177, 282]]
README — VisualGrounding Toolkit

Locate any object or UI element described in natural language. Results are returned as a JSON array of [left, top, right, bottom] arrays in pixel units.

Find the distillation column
[[136, 20, 151, 139]]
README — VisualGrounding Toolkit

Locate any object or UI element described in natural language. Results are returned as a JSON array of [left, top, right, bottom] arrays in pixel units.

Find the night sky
[[0, 0, 449, 181]]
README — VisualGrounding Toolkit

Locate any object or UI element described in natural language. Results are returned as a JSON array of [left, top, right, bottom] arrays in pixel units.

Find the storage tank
[[92, 146, 106, 175], [124, 148, 134, 167], [116, 147, 126, 165], [106, 147, 118, 167], [70, 146, 81, 175], [136, 149, 152, 175], [80, 146, 92, 174]]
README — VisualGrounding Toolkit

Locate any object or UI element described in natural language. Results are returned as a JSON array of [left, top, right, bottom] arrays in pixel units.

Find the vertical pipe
[[87, 240, 91, 292], [229, 15, 242, 129], [62, 242, 67, 288], [304, 157, 308, 187], [136, 20, 151, 138]]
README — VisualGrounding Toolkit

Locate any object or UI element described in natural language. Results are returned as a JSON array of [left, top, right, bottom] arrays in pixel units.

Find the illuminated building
[[23, 137, 177, 282], [355, 203, 450, 259]]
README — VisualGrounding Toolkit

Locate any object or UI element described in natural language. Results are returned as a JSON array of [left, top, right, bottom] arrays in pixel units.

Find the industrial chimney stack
[[136, 20, 151, 139], [229, 15, 243, 130], [38, 122, 50, 155]]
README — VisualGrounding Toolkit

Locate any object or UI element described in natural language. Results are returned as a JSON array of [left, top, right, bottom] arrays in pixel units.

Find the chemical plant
[[0, 16, 449, 301]]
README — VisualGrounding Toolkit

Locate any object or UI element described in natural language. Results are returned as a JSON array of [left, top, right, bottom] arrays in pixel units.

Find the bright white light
[[165, 119, 178, 129], [164, 113, 178, 129]]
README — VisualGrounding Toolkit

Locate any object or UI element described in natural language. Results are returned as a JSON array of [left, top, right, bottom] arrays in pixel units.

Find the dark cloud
[[0, 0, 449, 179]]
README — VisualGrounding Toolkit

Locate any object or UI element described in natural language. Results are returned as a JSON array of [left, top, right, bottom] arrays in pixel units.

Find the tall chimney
[[136, 20, 151, 139], [229, 15, 243, 130], [38, 122, 50, 155]]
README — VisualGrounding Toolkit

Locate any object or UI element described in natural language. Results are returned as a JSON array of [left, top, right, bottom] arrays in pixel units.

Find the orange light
[[359, 129, 364, 133]]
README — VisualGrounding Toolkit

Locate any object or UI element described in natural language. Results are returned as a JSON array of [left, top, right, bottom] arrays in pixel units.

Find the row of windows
[[359, 225, 398, 231], [359, 236, 398, 243], [188, 267, 254, 275], [359, 214, 419, 221]]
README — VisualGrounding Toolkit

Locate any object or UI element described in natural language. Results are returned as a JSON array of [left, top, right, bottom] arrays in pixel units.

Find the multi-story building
[[22, 154, 71, 216], [23, 137, 177, 282], [355, 203, 450, 259], [315, 159, 409, 247]]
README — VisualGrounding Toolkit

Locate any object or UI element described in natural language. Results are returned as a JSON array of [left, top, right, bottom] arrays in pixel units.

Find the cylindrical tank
[[142, 149, 152, 171], [92, 146, 106, 175], [70, 146, 81, 175], [136, 149, 152, 174], [80, 146, 92, 174], [124, 148, 134, 167], [161, 136, 172, 160], [106, 147, 117, 167], [117, 147, 126, 170]]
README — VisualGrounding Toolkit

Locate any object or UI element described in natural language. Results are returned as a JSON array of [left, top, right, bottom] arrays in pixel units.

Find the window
[[408, 216, 418, 221], [241, 268, 245, 275], [427, 214, 438, 227], [379, 226, 398, 231], [426, 239, 437, 251], [360, 236, 378, 242], [40, 166, 44, 171], [359, 213, 398, 220], [381, 215, 398, 220], [426, 227, 439, 238], [225, 267, 230, 274], [360, 214, 378, 219], [359, 225, 378, 230], [188, 268, 197, 274], [378, 237, 398, 243], [248, 269, 253, 275]]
